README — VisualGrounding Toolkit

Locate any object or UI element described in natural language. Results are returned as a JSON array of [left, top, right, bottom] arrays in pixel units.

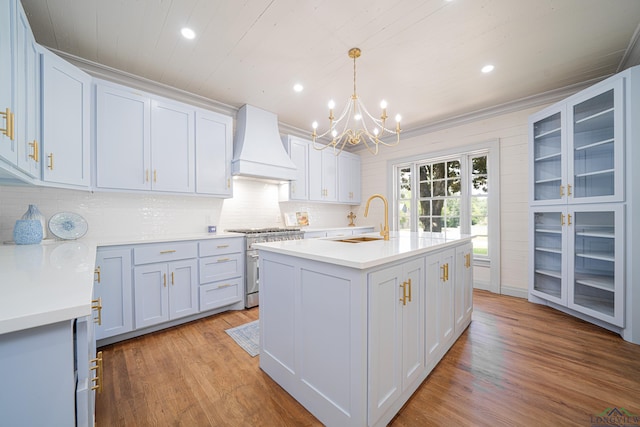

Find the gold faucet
[[364, 194, 390, 241]]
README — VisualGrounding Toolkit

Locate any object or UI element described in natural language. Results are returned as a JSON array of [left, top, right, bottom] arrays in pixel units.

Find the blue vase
[[21, 204, 46, 239], [13, 220, 43, 245]]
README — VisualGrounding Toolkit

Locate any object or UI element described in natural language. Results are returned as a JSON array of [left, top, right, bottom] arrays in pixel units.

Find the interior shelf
[[574, 138, 614, 151], [535, 177, 562, 184], [572, 295, 614, 316], [534, 152, 562, 162], [574, 107, 614, 126], [574, 273, 614, 291], [575, 251, 615, 262], [535, 227, 562, 234], [535, 127, 561, 139], [574, 168, 614, 179], [535, 268, 562, 279], [575, 229, 615, 238], [535, 247, 562, 254]]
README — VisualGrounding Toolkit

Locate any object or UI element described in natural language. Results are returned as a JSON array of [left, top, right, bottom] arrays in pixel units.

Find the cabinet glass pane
[[533, 211, 563, 298], [572, 90, 615, 199], [533, 112, 562, 201], [573, 211, 615, 315]]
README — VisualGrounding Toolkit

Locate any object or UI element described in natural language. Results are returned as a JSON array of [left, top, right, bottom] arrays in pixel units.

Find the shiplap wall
[[354, 105, 547, 296]]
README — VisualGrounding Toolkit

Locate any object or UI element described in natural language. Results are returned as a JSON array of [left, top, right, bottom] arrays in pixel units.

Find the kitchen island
[[255, 231, 474, 427]]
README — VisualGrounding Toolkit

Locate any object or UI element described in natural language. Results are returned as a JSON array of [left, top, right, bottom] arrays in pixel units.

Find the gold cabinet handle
[[29, 140, 38, 162], [217, 257, 230, 262], [407, 278, 412, 303], [399, 281, 407, 306], [227, 178, 231, 188], [94, 266, 101, 283], [560, 185, 564, 197], [0, 107, 15, 140], [465, 253, 471, 269], [217, 283, 232, 289], [90, 351, 103, 393], [153, 169, 157, 183], [441, 264, 447, 282], [47, 153, 54, 170], [91, 298, 102, 326], [568, 213, 572, 226], [567, 184, 572, 196], [560, 213, 565, 226], [145, 169, 149, 182], [171, 272, 175, 285], [217, 244, 229, 249], [163, 273, 167, 287], [159, 250, 177, 254]]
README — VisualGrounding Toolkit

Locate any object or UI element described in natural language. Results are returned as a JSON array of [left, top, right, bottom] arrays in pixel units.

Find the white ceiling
[[21, 0, 640, 134]]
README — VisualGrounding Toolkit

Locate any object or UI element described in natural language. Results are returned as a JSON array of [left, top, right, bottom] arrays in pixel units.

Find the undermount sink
[[333, 236, 383, 243]]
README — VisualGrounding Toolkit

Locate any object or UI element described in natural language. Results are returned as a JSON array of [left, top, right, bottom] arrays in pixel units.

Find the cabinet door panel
[[401, 258, 425, 391], [0, 0, 15, 163], [529, 208, 567, 305], [151, 100, 194, 192], [94, 248, 133, 340], [168, 259, 198, 319], [96, 84, 150, 190], [455, 243, 473, 334], [41, 50, 91, 187], [195, 110, 232, 196], [134, 264, 169, 328], [287, 136, 309, 200]]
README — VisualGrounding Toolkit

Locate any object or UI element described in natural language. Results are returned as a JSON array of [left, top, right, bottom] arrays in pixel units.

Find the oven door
[[246, 250, 259, 308]]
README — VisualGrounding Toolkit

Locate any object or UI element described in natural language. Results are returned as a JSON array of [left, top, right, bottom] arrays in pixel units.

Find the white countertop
[[254, 231, 473, 269], [0, 232, 243, 335]]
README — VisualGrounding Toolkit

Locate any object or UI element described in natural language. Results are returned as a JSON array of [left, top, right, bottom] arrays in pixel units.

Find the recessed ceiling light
[[181, 27, 196, 40], [293, 83, 304, 92], [481, 64, 495, 73]]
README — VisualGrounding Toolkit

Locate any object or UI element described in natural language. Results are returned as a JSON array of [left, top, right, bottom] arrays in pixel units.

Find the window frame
[[388, 139, 501, 292]]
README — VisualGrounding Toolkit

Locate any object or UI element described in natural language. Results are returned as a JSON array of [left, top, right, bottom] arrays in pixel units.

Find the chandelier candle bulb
[[311, 47, 402, 155]]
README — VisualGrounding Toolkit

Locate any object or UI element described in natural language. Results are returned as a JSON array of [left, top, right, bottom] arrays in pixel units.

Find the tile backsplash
[[0, 179, 360, 242]]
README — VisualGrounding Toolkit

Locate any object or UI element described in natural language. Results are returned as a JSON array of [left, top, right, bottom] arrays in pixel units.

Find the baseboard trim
[[499, 285, 528, 299]]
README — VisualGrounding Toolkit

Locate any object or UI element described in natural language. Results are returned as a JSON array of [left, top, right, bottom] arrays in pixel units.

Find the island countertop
[[254, 231, 473, 269]]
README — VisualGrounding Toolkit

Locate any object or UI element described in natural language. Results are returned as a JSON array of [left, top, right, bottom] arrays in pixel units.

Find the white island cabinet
[[256, 231, 473, 427]]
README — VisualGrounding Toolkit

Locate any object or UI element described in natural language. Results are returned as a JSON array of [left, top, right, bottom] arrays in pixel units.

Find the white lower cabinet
[[455, 243, 474, 335], [368, 257, 424, 425], [530, 204, 624, 327], [134, 259, 198, 328], [425, 248, 455, 367], [0, 316, 100, 427], [94, 247, 133, 340]]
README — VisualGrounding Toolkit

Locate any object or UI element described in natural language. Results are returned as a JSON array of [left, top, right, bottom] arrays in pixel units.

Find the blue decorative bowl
[[13, 219, 43, 245]]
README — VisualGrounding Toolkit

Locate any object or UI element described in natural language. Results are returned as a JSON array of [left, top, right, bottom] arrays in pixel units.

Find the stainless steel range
[[226, 228, 305, 308]]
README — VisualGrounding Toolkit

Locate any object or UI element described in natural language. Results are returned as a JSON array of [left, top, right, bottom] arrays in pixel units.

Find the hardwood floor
[[96, 291, 640, 426]]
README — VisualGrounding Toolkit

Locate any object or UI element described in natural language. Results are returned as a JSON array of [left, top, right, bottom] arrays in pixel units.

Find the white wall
[[0, 178, 352, 242], [354, 106, 546, 296]]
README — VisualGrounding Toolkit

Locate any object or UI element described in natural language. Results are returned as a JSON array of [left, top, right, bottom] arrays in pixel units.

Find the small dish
[[48, 212, 88, 240]]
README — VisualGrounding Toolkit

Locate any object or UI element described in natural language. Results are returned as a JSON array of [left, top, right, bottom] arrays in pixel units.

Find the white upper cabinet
[[338, 151, 361, 204], [309, 147, 338, 202], [530, 77, 624, 205], [0, 0, 16, 165], [96, 83, 151, 190], [282, 135, 309, 201], [14, 1, 40, 178], [195, 109, 233, 197], [41, 48, 91, 187], [150, 99, 194, 193], [96, 79, 231, 196]]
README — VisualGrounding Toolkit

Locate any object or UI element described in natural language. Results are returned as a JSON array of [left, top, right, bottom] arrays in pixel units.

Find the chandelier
[[311, 47, 401, 155]]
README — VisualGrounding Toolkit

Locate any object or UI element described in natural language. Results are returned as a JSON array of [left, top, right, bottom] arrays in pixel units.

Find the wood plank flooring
[[96, 291, 640, 426]]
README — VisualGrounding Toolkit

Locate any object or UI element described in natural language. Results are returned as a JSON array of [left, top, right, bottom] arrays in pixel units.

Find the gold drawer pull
[[90, 351, 103, 393], [217, 257, 230, 262], [91, 298, 102, 325], [159, 250, 177, 254], [217, 283, 232, 289], [217, 244, 229, 248], [0, 107, 15, 140]]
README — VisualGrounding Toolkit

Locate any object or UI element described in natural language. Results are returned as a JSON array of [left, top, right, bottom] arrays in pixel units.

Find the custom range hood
[[232, 104, 297, 181]]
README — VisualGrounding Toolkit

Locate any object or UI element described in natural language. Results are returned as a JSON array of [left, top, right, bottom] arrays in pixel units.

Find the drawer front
[[199, 253, 244, 284], [199, 238, 243, 257], [133, 241, 198, 265], [199, 278, 243, 311]]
